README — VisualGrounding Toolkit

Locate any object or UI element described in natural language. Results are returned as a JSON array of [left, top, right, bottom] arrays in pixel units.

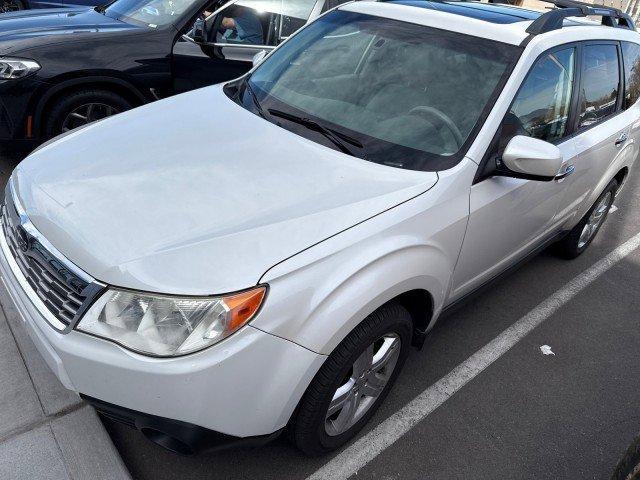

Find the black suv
[[0, 0, 345, 153]]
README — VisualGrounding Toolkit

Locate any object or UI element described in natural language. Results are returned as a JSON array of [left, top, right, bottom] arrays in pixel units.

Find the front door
[[172, 0, 318, 93], [450, 45, 580, 301]]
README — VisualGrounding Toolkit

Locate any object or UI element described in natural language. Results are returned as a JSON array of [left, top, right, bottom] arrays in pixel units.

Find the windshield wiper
[[244, 81, 266, 119], [267, 109, 363, 156]]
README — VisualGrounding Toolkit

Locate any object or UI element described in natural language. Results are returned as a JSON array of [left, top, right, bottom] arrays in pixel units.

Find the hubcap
[[578, 191, 612, 249], [61, 103, 119, 133], [0, 0, 23, 12], [325, 333, 401, 436]]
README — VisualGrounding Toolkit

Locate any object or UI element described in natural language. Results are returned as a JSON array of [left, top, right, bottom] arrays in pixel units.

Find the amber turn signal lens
[[223, 286, 267, 331]]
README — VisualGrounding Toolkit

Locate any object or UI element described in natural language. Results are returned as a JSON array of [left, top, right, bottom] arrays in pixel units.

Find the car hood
[[0, 8, 134, 53], [13, 86, 438, 295]]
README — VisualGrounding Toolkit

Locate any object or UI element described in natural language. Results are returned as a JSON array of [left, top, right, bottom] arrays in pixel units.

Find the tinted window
[[244, 11, 520, 171], [578, 44, 620, 129], [279, 0, 317, 38], [622, 42, 640, 109], [509, 48, 575, 143]]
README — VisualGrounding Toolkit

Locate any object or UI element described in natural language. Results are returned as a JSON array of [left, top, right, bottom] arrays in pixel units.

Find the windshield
[[242, 11, 521, 171], [104, 0, 198, 27]]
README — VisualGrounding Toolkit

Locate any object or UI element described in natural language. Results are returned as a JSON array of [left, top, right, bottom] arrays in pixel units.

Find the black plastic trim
[[84, 395, 284, 455], [526, 0, 635, 35]]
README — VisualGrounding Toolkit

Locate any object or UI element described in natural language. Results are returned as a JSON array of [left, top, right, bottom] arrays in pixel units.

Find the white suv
[[1, 0, 638, 456]]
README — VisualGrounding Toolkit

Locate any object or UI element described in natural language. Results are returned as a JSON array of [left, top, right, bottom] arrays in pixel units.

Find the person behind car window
[[219, 5, 264, 45]]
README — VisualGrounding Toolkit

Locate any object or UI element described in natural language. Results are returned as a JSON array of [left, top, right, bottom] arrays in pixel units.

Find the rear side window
[[507, 47, 575, 144], [578, 44, 620, 129], [622, 42, 640, 109]]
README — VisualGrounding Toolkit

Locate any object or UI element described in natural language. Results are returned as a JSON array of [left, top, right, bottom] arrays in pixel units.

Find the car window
[[104, 0, 199, 27], [278, 0, 317, 38], [622, 42, 640, 109], [508, 48, 575, 143], [578, 44, 620, 129], [320, 0, 349, 12], [204, 0, 315, 46], [243, 11, 520, 171]]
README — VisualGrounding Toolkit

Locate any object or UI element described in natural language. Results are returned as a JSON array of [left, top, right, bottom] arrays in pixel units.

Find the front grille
[[1, 188, 101, 329]]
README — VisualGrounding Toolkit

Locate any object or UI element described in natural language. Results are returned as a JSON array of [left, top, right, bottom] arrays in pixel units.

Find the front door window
[[191, 0, 317, 46]]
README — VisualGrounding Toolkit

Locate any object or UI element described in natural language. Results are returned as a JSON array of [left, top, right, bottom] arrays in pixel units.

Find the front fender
[[252, 159, 476, 355]]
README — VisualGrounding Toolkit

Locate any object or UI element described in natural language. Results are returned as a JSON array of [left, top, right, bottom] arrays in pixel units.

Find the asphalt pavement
[[2, 150, 640, 480]]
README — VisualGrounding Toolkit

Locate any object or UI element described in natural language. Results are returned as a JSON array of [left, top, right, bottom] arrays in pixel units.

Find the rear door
[[555, 41, 633, 226], [172, 0, 318, 93], [450, 45, 581, 301]]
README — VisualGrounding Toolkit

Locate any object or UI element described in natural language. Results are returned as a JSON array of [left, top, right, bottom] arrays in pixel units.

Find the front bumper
[[0, 76, 45, 145], [0, 234, 326, 439]]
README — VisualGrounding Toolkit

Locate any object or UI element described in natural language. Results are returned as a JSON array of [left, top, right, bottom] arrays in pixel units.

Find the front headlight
[[77, 286, 266, 357], [0, 58, 41, 80]]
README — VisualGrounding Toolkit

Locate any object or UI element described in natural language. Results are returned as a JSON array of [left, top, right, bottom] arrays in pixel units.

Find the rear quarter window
[[622, 42, 640, 109]]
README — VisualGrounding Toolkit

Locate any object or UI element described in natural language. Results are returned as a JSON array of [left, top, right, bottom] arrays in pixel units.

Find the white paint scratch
[[307, 230, 640, 480]]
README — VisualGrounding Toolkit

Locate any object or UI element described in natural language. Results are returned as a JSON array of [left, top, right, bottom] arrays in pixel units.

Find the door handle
[[555, 164, 575, 181], [615, 132, 628, 147]]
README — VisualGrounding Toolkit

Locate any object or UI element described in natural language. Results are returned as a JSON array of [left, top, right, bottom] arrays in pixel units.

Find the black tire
[[555, 178, 618, 259], [44, 89, 133, 139], [612, 434, 640, 480], [290, 303, 413, 456]]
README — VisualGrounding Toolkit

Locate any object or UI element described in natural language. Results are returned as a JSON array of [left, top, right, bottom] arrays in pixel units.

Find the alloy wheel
[[578, 191, 612, 249], [325, 333, 401, 436], [61, 103, 120, 133]]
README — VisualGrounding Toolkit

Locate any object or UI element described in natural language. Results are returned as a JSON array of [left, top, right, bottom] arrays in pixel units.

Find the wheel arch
[[32, 74, 149, 138], [256, 243, 452, 356], [614, 166, 629, 196]]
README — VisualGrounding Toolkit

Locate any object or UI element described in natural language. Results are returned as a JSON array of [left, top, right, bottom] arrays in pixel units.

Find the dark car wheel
[[44, 89, 133, 139], [555, 178, 618, 259], [612, 434, 640, 480], [0, 0, 25, 12], [290, 303, 412, 456]]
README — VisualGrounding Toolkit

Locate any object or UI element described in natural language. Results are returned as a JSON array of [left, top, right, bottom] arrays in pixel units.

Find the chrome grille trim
[[1, 178, 104, 332]]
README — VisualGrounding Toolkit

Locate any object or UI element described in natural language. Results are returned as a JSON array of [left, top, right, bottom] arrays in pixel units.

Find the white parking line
[[307, 230, 640, 480]]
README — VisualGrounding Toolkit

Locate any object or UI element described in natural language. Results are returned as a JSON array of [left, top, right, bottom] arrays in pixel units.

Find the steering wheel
[[408, 106, 464, 150]]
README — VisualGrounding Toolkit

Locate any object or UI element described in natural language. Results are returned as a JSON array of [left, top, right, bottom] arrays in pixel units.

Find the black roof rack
[[526, 0, 635, 34]]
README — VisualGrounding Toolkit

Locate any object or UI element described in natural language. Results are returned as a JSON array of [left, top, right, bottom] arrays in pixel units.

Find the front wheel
[[612, 434, 640, 480], [555, 179, 618, 259], [290, 303, 412, 456], [44, 89, 133, 140]]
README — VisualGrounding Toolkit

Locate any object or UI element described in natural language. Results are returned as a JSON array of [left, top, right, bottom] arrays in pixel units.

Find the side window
[[320, 0, 349, 12], [199, 0, 316, 46], [508, 48, 575, 144], [278, 0, 317, 39], [622, 42, 640, 109], [578, 44, 620, 129], [213, 0, 277, 46]]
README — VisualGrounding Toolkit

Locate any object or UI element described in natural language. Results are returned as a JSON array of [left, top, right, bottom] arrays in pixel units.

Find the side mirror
[[500, 135, 563, 181], [252, 50, 267, 68]]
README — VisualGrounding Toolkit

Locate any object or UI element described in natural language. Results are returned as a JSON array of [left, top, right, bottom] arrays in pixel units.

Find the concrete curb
[[0, 286, 131, 480]]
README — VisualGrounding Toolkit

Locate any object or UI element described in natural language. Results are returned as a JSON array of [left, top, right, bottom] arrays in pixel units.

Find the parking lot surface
[[2, 151, 640, 479]]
